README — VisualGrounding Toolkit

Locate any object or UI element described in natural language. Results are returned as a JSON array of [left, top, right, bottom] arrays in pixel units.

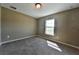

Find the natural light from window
[[45, 19, 55, 36], [47, 40, 62, 52]]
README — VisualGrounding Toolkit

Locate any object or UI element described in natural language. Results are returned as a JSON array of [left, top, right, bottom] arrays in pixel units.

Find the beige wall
[[1, 7, 37, 42], [38, 7, 79, 47]]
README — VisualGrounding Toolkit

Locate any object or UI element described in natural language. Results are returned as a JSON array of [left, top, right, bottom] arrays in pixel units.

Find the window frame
[[45, 19, 55, 36]]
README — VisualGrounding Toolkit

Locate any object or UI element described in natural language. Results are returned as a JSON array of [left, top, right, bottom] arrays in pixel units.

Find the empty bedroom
[[0, 3, 79, 55]]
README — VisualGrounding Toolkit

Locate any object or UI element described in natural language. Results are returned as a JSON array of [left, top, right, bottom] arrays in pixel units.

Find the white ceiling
[[1, 3, 79, 18]]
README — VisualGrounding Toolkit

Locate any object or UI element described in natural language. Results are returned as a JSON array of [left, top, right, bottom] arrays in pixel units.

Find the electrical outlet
[[7, 35, 10, 38]]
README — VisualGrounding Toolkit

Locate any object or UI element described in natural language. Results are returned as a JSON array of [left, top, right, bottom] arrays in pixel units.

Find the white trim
[[37, 35, 79, 49], [0, 35, 36, 45], [54, 40, 79, 49], [1, 35, 79, 50]]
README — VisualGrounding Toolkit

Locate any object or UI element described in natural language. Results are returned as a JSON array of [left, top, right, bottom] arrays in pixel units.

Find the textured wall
[[38, 7, 79, 47], [1, 7, 37, 42]]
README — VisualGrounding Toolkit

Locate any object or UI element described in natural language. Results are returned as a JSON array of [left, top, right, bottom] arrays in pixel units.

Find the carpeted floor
[[0, 37, 79, 55]]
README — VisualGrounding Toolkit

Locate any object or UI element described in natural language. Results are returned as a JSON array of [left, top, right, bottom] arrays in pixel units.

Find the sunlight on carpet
[[47, 40, 62, 52]]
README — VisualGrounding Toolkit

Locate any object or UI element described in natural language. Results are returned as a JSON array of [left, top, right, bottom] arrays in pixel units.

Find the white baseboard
[[1, 35, 79, 50], [0, 35, 36, 45], [37, 35, 79, 50], [55, 40, 79, 49]]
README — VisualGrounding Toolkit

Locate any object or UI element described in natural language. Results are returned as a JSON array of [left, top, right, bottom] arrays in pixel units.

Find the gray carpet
[[0, 37, 79, 55]]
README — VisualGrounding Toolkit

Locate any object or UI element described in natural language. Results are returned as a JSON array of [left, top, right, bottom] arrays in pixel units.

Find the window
[[45, 19, 55, 36]]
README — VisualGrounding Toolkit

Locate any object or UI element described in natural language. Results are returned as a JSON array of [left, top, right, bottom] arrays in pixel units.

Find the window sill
[[45, 34, 54, 37]]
